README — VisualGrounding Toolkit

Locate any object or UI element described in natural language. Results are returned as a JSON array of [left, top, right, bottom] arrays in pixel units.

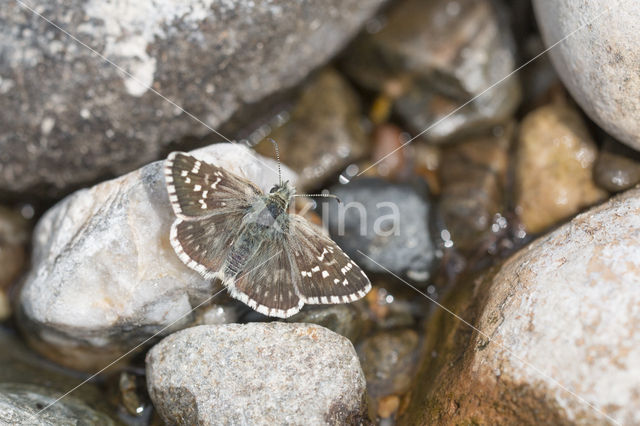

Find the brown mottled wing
[[169, 216, 241, 279], [288, 215, 371, 305], [225, 243, 303, 318], [164, 151, 262, 219], [165, 151, 259, 277]]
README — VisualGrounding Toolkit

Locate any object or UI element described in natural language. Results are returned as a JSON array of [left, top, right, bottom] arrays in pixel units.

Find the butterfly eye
[[269, 186, 278, 193]]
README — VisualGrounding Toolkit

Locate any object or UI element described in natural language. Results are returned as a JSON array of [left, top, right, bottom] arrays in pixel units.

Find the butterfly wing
[[288, 215, 372, 305], [170, 216, 240, 279], [225, 242, 304, 318], [164, 151, 262, 219], [165, 151, 261, 277]]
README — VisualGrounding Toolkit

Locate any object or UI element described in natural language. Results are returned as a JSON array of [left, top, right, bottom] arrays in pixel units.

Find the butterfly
[[164, 150, 372, 318]]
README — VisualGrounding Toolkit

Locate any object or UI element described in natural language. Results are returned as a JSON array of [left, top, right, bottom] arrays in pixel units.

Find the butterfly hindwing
[[165, 151, 262, 219], [288, 215, 371, 305], [225, 242, 304, 318]]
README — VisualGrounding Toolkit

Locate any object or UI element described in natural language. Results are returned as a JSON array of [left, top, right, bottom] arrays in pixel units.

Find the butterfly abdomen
[[224, 231, 261, 277]]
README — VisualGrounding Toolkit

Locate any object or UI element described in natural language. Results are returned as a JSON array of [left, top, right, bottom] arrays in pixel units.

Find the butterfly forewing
[[288, 216, 371, 305], [170, 216, 240, 279], [165, 152, 261, 218]]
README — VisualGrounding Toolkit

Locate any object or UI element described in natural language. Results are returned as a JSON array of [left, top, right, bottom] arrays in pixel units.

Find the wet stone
[[594, 136, 640, 192], [325, 177, 439, 284], [0, 206, 29, 321], [0, 206, 29, 289], [369, 124, 412, 180], [191, 303, 241, 327], [358, 328, 420, 398], [0, 328, 115, 424], [146, 323, 368, 425], [343, 0, 521, 143], [0, 0, 386, 197], [438, 125, 511, 252], [255, 68, 369, 191], [515, 102, 607, 234], [0, 383, 117, 426], [288, 304, 366, 343]]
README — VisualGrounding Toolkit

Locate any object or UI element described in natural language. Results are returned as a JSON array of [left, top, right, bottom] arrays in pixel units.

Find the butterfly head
[[269, 180, 295, 209]]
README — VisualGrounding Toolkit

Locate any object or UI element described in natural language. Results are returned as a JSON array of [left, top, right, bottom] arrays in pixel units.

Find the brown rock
[[594, 137, 640, 192], [377, 395, 400, 419], [515, 103, 607, 233], [343, 0, 521, 143], [370, 124, 410, 180], [255, 69, 368, 190], [0, 207, 29, 289], [358, 329, 420, 398], [0, 206, 29, 320], [439, 124, 512, 251], [400, 188, 640, 425]]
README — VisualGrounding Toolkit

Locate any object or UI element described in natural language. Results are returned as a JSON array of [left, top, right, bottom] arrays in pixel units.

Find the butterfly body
[[225, 183, 292, 276], [164, 151, 371, 318]]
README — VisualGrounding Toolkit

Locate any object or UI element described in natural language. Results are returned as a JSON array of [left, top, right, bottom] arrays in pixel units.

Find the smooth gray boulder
[[146, 323, 368, 425], [0, 0, 385, 197], [18, 143, 294, 371], [533, 0, 640, 150]]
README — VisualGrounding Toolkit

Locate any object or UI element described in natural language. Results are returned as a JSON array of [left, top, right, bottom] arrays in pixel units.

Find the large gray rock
[[533, 0, 640, 150], [18, 143, 294, 371], [402, 188, 640, 425], [0, 0, 385, 197], [146, 323, 368, 425]]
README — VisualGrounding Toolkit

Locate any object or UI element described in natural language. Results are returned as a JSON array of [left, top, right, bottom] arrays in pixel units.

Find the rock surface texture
[[146, 323, 367, 425], [515, 103, 606, 233], [533, 0, 640, 150], [18, 143, 293, 371], [0, 383, 117, 426], [343, 0, 520, 142], [402, 188, 640, 425], [0, 0, 385, 197], [255, 68, 368, 191]]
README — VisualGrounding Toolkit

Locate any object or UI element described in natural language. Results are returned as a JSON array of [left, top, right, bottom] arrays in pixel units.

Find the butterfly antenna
[[267, 138, 283, 186], [293, 193, 342, 204]]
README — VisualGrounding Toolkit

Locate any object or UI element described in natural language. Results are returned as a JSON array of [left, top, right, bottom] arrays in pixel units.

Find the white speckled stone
[[146, 323, 367, 425], [477, 187, 640, 424], [533, 0, 640, 150], [18, 143, 295, 371], [0, 0, 386, 197]]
